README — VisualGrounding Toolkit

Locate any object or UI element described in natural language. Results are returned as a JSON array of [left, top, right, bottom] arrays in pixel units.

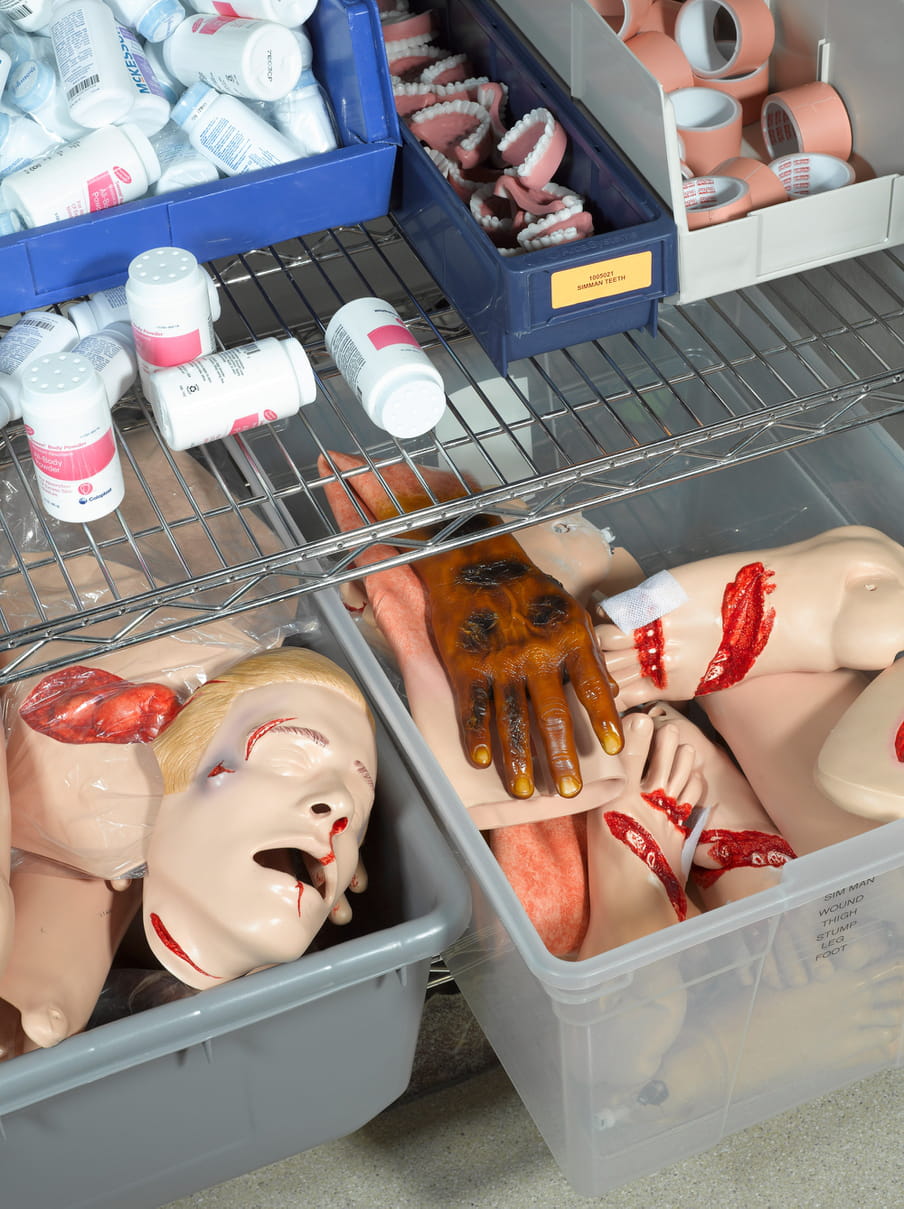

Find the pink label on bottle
[[368, 323, 420, 351], [228, 413, 261, 434], [29, 431, 116, 480], [212, 0, 239, 13], [191, 14, 231, 32], [87, 172, 124, 213], [133, 328, 204, 368]]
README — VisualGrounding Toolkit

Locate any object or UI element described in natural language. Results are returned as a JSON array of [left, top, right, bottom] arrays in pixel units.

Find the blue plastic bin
[[0, 0, 400, 316], [390, 0, 678, 373]]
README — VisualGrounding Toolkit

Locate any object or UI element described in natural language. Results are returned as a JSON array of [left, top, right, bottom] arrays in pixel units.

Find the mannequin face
[[143, 679, 377, 989]]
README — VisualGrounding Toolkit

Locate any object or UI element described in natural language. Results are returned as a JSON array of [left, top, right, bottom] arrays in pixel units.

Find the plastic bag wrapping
[[2, 608, 308, 880], [0, 418, 306, 880], [0, 419, 298, 636]]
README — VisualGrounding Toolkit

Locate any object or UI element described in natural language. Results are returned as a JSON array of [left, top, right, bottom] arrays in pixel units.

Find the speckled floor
[[162, 990, 904, 1209]]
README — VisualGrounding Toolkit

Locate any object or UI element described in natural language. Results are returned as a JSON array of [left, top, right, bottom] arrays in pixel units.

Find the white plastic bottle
[[0, 28, 56, 67], [71, 270, 221, 337], [107, 0, 184, 42], [186, 0, 318, 27], [0, 208, 23, 234], [0, 308, 79, 422], [325, 298, 446, 439], [0, 0, 56, 34], [267, 68, 337, 158], [149, 119, 220, 192], [72, 320, 138, 406], [126, 244, 218, 394], [0, 43, 11, 92], [0, 110, 58, 176], [7, 57, 89, 141], [137, 35, 180, 101], [66, 282, 132, 338], [19, 349, 125, 521], [0, 122, 159, 226], [115, 24, 170, 135], [162, 14, 303, 102], [49, 0, 138, 127], [170, 81, 298, 175], [150, 335, 316, 449]]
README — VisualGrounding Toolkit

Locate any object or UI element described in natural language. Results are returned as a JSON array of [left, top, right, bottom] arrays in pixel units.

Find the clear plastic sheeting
[[3, 216, 904, 681]]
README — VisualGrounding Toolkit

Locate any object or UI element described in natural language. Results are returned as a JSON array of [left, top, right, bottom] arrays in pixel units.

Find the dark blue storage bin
[[0, 0, 400, 315], [391, 0, 678, 373]]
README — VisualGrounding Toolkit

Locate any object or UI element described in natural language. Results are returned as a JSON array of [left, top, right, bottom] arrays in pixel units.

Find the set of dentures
[[378, 1, 595, 254]]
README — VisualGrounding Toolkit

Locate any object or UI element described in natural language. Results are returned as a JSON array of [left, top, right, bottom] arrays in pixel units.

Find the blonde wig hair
[[152, 646, 375, 794]]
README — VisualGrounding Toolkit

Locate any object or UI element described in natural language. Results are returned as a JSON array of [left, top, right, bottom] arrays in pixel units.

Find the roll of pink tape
[[675, 0, 775, 80], [639, 0, 682, 36], [713, 155, 788, 207], [683, 175, 752, 227], [671, 86, 743, 175], [626, 30, 694, 92], [769, 152, 855, 197], [695, 60, 769, 125], [761, 82, 853, 161], [587, 0, 653, 41]]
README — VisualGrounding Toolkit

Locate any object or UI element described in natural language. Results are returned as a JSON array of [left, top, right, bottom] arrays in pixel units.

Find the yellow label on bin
[[550, 251, 653, 309]]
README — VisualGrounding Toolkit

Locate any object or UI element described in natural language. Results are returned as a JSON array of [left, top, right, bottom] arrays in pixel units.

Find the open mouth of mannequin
[[254, 845, 337, 902]]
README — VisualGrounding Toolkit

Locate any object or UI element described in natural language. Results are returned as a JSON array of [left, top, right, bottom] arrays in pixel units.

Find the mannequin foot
[[579, 711, 705, 957]]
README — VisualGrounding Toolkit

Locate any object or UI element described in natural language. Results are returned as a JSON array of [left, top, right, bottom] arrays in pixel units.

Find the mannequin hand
[[414, 529, 623, 798]]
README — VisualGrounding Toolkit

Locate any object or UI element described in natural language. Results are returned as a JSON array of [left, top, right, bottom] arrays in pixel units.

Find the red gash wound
[[633, 617, 668, 690], [692, 827, 796, 888], [604, 809, 688, 920], [641, 787, 694, 834], [695, 561, 777, 695]]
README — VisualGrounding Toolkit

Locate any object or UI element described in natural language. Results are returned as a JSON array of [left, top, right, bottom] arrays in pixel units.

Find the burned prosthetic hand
[[319, 450, 623, 800], [413, 521, 623, 798]]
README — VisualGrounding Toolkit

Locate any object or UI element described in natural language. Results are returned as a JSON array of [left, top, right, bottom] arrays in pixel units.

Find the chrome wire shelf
[[3, 215, 904, 682]]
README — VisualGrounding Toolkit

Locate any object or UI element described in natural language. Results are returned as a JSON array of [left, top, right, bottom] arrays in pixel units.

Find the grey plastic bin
[[0, 590, 471, 1209]]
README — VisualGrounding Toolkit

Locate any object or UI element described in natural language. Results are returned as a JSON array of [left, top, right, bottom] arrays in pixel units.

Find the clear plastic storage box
[[390, 0, 678, 373], [0, 0, 400, 316], [494, 0, 904, 304], [327, 419, 904, 1197], [0, 592, 470, 1209]]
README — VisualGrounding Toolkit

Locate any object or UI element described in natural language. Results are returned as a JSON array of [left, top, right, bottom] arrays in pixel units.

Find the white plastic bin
[[327, 419, 904, 1196], [493, 0, 904, 302]]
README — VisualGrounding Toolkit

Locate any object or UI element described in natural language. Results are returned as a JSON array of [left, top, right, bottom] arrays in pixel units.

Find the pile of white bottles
[[124, 243, 317, 452], [0, 294, 139, 521], [0, 241, 319, 521], [0, 0, 340, 231]]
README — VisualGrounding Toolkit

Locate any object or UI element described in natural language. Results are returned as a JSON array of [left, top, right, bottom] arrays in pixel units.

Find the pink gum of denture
[[380, 9, 434, 42], [421, 53, 475, 86], [498, 107, 568, 189], [410, 100, 493, 171], [494, 174, 583, 215]]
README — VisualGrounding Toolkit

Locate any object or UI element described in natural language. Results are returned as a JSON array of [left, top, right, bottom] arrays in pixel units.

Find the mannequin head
[[143, 647, 377, 989]]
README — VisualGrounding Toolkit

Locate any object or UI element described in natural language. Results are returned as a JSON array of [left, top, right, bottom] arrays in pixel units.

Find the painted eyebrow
[[245, 720, 329, 761], [354, 759, 374, 790]]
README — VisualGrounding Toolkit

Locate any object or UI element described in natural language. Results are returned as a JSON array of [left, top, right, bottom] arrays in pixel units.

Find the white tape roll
[[683, 174, 752, 228], [769, 152, 855, 198]]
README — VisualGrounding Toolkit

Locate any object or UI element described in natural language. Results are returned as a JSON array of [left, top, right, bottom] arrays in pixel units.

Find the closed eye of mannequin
[[0, 642, 377, 1049], [145, 647, 377, 989]]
